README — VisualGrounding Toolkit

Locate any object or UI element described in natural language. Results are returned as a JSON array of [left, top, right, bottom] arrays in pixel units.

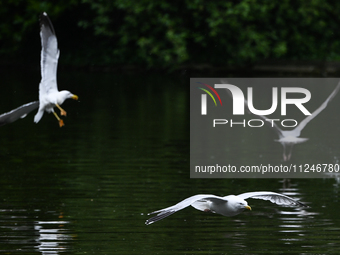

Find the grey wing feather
[[191, 196, 228, 212], [40, 12, 59, 94], [145, 194, 223, 225], [237, 191, 308, 207], [0, 101, 39, 126], [294, 81, 340, 134]]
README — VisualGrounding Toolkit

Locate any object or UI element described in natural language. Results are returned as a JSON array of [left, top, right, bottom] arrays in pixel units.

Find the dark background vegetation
[[1, 0, 340, 71]]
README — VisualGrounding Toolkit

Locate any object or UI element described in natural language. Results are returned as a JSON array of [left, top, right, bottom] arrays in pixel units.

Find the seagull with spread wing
[[221, 80, 340, 161], [0, 101, 39, 127], [145, 191, 307, 225], [34, 12, 78, 127]]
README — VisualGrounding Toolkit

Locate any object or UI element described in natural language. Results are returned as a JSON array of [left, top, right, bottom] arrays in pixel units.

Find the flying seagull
[[34, 12, 78, 127], [222, 80, 340, 161], [145, 191, 307, 225], [0, 101, 39, 127]]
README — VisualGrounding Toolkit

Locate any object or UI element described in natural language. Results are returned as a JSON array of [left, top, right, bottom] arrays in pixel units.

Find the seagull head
[[231, 196, 252, 213], [238, 201, 252, 212], [57, 90, 78, 104]]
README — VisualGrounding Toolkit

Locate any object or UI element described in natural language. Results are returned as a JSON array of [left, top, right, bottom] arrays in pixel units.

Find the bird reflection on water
[[0, 208, 73, 254]]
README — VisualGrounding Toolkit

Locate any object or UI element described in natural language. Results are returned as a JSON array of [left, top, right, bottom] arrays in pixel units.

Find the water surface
[[0, 70, 340, 254]]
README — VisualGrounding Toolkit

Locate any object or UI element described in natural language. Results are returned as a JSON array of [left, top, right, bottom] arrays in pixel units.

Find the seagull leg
[[55, 104, 67, 116], [53, 112, 64, 127], [282, 144, 287, 161], [287, 145, 294, 161]]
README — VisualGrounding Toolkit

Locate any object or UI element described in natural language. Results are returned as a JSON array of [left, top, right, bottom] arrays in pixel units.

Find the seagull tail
[[34, 110, 44, 123]]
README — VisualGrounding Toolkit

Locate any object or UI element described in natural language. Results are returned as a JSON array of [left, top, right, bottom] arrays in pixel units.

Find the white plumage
[[34, 12, 78, 127], [145, 191, 307, 225]]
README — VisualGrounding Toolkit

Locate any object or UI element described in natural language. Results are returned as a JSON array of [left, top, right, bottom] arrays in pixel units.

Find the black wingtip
[[297, 200, 309, 208], [40, 12, 48, 21], [145, 210, 176, 225], [145, 220, 154, 225], [39, 12, 56, 35]]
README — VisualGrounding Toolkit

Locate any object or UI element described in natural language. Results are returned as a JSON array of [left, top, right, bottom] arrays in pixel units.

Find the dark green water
[[0, 70, 340, 254]]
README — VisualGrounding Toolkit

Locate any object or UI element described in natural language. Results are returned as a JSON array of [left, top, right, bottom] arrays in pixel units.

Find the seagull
[[0, 101, 39, 127], [222, 80, 340, 161], [34, 12, 78, 127], [145, 191, 307, 225]]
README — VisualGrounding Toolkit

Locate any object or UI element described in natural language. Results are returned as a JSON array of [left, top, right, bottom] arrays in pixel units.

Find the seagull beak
[[72, 95, 78, 100], [245, 205, 252, 211]]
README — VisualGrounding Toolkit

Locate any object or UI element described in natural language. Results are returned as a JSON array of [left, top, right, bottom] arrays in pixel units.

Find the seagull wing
[[40, 12, 59, 95], [0, 101, 39, 127], [237, 191, 308, 207], [145, 194, 224, 225], [293, 81, 340, 135], [220, 80, 284, 138], [243, 97, 284, 138]]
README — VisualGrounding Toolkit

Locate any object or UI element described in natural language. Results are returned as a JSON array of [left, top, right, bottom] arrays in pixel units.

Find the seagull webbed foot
[[56, 104, 67, 116], [58, 119, 64, 127], [53, 111, 64, 127]]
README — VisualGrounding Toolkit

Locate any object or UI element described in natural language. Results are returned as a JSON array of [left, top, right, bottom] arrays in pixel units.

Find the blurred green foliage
[[1, 0, 340, 69]]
